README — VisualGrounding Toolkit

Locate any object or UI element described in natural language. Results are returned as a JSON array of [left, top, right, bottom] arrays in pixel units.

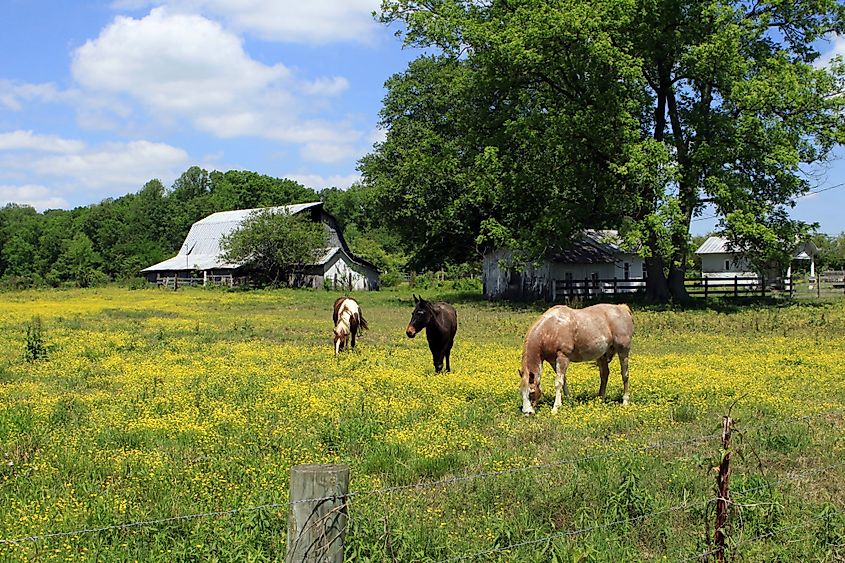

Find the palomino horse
[[332, 297, 368, 355], [519, 303, 633, 415], [406, 295, 458, 372]]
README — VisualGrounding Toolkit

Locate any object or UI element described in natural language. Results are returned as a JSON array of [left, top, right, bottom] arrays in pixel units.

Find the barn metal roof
[[142, 202, 337, 273]]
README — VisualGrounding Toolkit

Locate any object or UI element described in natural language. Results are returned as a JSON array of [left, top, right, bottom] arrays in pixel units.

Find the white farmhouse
[[694, 235, 817, 283], [141, 202, 379, 289]]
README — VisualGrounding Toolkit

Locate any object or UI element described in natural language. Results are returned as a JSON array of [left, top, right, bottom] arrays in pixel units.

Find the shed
[[141, 202, 379, 289], [694, 236, 817, 282], [482, 230, 644, 300]]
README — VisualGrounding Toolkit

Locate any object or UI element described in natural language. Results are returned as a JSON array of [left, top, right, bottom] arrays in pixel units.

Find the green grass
[[0, 286, 844, 561]]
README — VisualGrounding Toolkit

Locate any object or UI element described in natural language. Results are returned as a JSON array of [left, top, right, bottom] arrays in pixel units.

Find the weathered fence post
[[761, 275, 766, 298], [704, 277, 709, 299], [613, 277, 618, 295], [286, 463, 349, 563], [733, 276, 738, 298], [714, 415, 733, 563]]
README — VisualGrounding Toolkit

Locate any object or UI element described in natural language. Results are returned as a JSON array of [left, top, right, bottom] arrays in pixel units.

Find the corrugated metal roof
[[142, 202, 327, 272], [695, 236, 738, 254], [546, 230, 636, 264]]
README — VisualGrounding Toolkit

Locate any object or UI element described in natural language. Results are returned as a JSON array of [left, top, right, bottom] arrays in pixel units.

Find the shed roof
[[547, 230, 635, 264], [695, 236, 817, 260], [142, 202, 377, 273]]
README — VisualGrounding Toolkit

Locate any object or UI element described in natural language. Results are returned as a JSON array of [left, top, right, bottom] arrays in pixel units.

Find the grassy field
[[1, 286, 845, 561]]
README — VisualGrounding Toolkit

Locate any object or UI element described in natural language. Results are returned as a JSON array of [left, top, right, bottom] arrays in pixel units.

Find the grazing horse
[[332, 297, 368, 355], [406, 295, 458, 372], [519, 303, 633, 415]]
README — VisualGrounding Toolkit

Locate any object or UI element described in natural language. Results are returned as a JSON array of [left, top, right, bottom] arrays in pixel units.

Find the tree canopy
[[219, 209, 329, 284], [368, 0, 845, 300]]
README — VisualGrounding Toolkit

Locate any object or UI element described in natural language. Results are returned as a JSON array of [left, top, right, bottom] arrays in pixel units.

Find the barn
[[482, 230, 644, 300], [141, 202, 380, 289]]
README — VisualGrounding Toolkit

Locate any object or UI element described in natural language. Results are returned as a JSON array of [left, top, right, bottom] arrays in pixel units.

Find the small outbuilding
[[141, 202, 380, 289], [694, 236, 817, 283], [482, 230, 644, 300]]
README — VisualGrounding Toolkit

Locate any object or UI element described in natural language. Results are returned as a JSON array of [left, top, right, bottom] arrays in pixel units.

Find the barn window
[[642, 262, 647, 279], [564, 272, 573, 282], [623, 262, 630, 280], [591, 272, 599, 287], [725, 259, 731, 270]]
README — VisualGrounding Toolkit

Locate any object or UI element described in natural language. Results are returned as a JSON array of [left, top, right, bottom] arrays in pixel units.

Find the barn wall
[[323, 251, 379, 290], [483, 249, 646, 300]]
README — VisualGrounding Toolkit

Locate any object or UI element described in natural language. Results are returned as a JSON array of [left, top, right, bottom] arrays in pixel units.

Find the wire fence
[[2, 409, 845, 560]]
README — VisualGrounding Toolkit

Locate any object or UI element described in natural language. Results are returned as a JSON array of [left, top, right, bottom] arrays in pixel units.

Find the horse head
[[519, 368, 542, 414], [406, 294, 434, 338]]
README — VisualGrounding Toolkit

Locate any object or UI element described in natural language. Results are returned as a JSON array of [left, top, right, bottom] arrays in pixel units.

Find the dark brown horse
[[406, 295, 458, 372], [332, 297, 368, 355]]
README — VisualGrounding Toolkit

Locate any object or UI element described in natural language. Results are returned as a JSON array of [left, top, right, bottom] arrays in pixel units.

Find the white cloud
[[0, 184, 69, 211], [301, 76, 350, 96], [817, 34, 845, 69], [287, 172, 361, 190], [147, 0, 382, 45], [0, 131, 87, 153], [28, 140, 189, 190], [71, 8, 361, 145], [0, 139, 189, 208], [0, 80, 64, 111], [300, 142, 362, 164], [72, 8, 288, 113]]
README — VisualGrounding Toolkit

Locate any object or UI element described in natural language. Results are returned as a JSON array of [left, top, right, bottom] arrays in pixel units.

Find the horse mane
[[332, 296, 346, 326]]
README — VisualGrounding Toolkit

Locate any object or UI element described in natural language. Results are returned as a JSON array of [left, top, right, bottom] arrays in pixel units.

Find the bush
[[24, 316, 48, 362]]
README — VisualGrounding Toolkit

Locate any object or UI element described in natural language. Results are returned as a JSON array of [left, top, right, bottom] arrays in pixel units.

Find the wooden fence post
[[704, 277, 709, 299], [287, 464, 349, 563], [714, 415, 733, 563], [761, 275, 765, 298], [733, 276, 738, 298]]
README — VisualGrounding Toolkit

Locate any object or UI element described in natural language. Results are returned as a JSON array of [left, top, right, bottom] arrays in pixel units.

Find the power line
[[691, 181, 845, 223]]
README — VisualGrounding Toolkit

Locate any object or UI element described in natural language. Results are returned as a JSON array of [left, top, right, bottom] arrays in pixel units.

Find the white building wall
[[700, 253, 755, 276], [482, 249, 645, 299], [323, 251, 379, 290]]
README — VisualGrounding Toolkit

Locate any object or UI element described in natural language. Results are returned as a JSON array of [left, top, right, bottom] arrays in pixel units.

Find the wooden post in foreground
[[714, 415, 733, 563], [287, 464, 349, 563]]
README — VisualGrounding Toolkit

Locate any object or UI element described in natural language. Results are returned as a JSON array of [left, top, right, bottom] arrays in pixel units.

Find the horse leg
[[444, 341, 453, 372], [619, 350, 630, 406], [597, 356, 610, 400], [350, 315, 359, 350], [551, 353, 570, 414]]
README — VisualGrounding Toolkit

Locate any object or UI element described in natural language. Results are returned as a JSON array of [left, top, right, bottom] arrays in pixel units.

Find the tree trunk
[[667, 264, 689, 302], [645, 256, 671, 303]]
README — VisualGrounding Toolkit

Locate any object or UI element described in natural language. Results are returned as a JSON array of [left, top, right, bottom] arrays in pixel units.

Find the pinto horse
[[519, 303, 633, 415], [332, 297, 368, 355], [406, 295, 458, 372]]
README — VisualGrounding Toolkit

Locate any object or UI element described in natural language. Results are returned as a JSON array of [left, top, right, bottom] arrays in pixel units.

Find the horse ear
[[413, 294, 419, 304]]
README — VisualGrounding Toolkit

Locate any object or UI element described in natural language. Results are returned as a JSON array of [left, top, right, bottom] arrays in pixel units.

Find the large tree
[[373, 0, 845, 301]]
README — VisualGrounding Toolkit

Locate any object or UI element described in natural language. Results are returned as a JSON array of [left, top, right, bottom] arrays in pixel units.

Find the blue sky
[[1, 1, 844, 236]]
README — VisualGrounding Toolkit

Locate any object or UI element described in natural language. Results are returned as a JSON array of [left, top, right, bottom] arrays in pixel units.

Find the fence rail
[[551, 273, 845, 301]]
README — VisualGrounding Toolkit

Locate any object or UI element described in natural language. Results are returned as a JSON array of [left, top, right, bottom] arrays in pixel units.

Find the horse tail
[[358, 310, 369, 332]]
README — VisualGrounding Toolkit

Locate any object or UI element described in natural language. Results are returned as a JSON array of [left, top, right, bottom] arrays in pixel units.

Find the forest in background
[[1, 164, 844, 290]]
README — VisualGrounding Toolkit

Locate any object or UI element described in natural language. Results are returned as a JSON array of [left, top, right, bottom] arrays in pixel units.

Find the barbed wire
[[0, 432, 716, 546], [436, 496, 714, 562], [2, 412, 843, 549]]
